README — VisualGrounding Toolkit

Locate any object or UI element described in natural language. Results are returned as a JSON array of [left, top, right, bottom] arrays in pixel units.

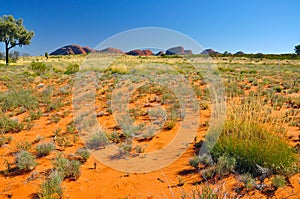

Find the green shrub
[[165, 120, 176, 130], [189, 155, 200, 169], [64, 63, 79, 74], [15, 150, 37, 171], [75, 148, 90, 162], [212, 120, 297, 175], [119, 143, 132, 155], [29, 110, 42, 120], [201, 167, 216, 180], [182, 185, 220, 199], [0, 114, 23, 134], [38, 170, 63, 199], [36, 142, 55, 157], [273, 86, 282, 93], [271, 175, 286, 188], [0, 90, 39, 112], [16, 140, 32, 151], [0, 135, 12, 147], [87, 131, 109, 149], [240, 173, 256, 190], [216, 154, 236, 176], [30, 61, 50, 75], [53, 157, 81, 180], [46, 98, 63, 112]]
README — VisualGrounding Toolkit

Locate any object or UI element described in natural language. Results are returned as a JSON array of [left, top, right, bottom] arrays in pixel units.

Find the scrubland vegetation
[[0, 54, 299, 198]]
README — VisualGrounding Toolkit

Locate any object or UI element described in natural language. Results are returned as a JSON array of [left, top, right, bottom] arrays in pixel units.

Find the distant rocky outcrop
[[235, 51, 245, 55], [99, 47, 123, 54], [200, 49, 220, 55], [126, 49, 153, 56], [143, 50, 153, 56], [184, 50, 193, 54], [82, 46, 96, 53], [165, 46, 193, 55], [155, 51, 165, 56], [50, 44, 89, 55], [166, 46, 184, 55]]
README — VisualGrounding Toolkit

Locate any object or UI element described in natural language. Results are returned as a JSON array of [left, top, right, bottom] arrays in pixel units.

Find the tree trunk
[[5, 42, 9, 66]]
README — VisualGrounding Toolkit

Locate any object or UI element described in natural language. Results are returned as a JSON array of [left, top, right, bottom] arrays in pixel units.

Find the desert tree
[[0, 15, 34, 65], [295, 44, 300, 55]]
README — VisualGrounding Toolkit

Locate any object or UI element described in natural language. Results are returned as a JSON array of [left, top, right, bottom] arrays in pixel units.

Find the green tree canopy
[[0, 15, 34, 65], [295, 44, 300, 55]]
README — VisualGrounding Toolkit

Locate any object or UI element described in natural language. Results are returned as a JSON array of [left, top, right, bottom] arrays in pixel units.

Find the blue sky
[[1, 0, 299, 55]]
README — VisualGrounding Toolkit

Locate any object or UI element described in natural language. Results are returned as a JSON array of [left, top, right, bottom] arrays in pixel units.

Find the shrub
[[201, 168, 216, 180], [16, 140, 32, 151], [46, 98, 63, 112], [30, 61, 50, 75], [165, 120, 176, 130], [38, 170, 63, 199], [64, 63, 79, 74], [189, 155, 200, 169], [87, 131, 109, 149], [0, 135, 12, 147], [119, 143, 132, 155], [36, 142, 55, 157], [211, 100, 298, 176], [216, 154, 236, 176], [240, 173, 256, 190], [0, 89, 39, 112], [15, 150, 37, 171], [271, 175, 286, 188], [0, 114, 23, 134], [53, 157, 81, 180], [75, 148, 90, 162], [212, 120, 297, 175], [273, 86, 282, 93], [198, 154, 214, 167]]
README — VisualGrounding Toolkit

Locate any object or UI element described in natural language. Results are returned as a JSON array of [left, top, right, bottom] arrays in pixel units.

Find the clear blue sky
[[1, 0, 299, 55]]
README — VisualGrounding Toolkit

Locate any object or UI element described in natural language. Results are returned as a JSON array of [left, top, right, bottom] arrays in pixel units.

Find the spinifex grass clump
[[0, 112, 24, 134], [212, 98, 298, 176], [0, 89, 39, 112]]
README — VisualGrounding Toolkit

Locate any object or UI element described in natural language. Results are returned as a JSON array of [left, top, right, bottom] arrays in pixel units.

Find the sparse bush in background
[[216, 154, 236, 176], [15, 150, 37, 171], [46, 98, 63, 112], [64, 63, 79, 74], [189, 155, 201, 169], [53, 156, 81, 180], [75, 148, 90, 162], [119, 142, 132, 156], [44, 52, 49, 60], [240, 173, 256, 190], [30, 61, 50, 75], [271, 175, 286, 188], [0, 135, 12, 147], [16, 140, 32, 151], [8, 51, 20, 63], [0, 114, 23, 133], [0, 89, 39, 112], [38, 170, 63, 199], [87, 131, 109, 149], [36, 142, 55, 157]]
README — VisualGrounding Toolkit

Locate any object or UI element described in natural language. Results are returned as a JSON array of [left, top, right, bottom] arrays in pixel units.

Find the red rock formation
[[99, 47, 123, 54], [166, 46, 184, 55], [50, 44, 88, 55], [142, 50, 153, 56], [82, 46, 96, 53], [200, 49, 220, 55]]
